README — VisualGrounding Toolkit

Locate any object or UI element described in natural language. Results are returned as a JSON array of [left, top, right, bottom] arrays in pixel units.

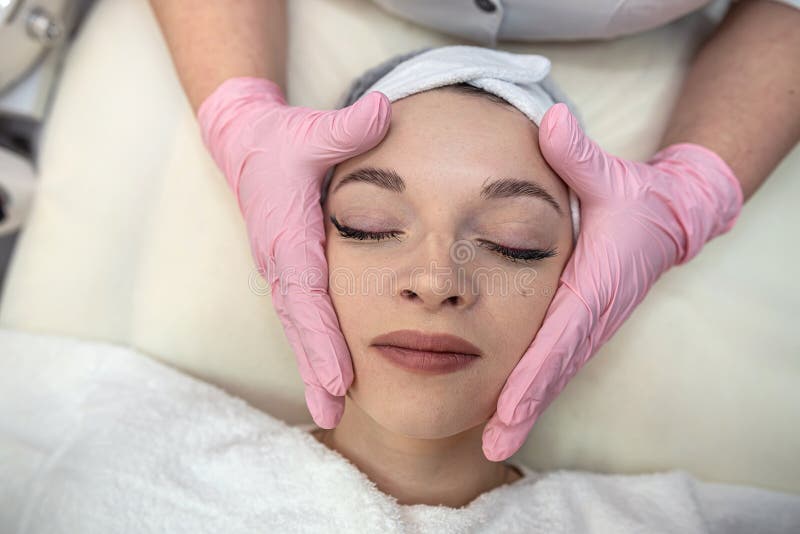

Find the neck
[[311, 394, 521, 507]]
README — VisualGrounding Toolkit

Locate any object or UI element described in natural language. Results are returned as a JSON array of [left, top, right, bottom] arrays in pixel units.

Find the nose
[[400, 287, 468, 309], [398, 236, 478, 312]]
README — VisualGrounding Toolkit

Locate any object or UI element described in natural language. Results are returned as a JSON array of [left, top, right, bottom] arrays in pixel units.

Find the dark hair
[[439, 82, 513, 107]]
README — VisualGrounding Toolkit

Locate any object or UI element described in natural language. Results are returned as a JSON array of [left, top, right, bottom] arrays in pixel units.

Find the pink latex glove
[[482, 103, 744, 461], [197, 77, 391, 428]]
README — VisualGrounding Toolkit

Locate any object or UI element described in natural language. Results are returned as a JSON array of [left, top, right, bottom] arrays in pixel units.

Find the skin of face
[[322, 87, 574, 441]]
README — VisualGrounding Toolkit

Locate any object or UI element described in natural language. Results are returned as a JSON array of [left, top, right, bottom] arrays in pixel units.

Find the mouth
[[370, 329, 481, 374]]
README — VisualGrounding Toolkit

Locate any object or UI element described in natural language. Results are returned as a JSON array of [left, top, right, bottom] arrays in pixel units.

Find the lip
[[371, 329, 481, 375]]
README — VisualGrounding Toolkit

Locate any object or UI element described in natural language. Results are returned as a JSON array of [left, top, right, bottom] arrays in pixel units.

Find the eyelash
[[330, 215, 557, 263], [330, 215, 402, 242], [476, 240, 557, 263]]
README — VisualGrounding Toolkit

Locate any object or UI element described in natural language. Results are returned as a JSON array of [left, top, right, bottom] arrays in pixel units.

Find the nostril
[[445, 295, 460, 306], [401, 289, 416, 299]]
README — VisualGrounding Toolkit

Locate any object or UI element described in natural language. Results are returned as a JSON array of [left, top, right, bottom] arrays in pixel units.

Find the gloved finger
[[304, 383, 346, 430], [483, 308, 595, 462], [305, 91, 392, 166], [275, 299, 346, 428], [282, 289, 354, 397], [271, 274, 353, 398], [266, 209, 352, 427], [482, 411, 537, 462], [538, 102, 616, 202], [268, 213, 354, 398], [496, 281, 594, 426]]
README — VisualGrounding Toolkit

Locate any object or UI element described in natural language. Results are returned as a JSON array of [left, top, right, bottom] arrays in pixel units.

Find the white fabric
[[0, 0, 799, 495], [363, 45, 581, 240], [2, 327, 799, 534], [370, 0, 799, 45]]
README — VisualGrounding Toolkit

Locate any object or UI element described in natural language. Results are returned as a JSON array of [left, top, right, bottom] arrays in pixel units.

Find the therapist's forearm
[[147, 0, 287, 113], [659, 0, 800, 201]]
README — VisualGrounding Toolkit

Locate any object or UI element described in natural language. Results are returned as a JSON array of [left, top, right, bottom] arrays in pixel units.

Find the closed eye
[[330, 215, 402, 242], [477, 240, 557, 263]]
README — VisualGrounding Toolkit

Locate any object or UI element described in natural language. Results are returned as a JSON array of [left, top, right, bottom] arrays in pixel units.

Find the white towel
[[1, 327, 799, 533], [364, 45, 582, 240]]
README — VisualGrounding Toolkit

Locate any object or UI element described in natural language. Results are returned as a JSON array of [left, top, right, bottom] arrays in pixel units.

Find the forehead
[[330, 89, 569, 203]]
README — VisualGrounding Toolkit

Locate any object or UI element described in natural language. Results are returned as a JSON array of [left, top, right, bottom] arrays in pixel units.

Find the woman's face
[[323, 88, 574, 439]]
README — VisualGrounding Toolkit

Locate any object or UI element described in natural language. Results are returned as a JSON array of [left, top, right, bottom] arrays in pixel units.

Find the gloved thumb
[[539, 103, 614, 201], [309, 91, 392, 164]]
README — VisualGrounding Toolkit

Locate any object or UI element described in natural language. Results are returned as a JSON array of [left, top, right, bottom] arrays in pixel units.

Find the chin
[[357, 388, 494, 440]]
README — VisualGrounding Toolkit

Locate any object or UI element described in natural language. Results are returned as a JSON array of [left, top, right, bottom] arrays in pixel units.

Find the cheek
[[478, 263, 563, 371], [325, 231, 392, 357]]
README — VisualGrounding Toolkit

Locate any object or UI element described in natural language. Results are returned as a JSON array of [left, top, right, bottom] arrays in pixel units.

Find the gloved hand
[[197, 77, 391, 429], [482, 103, 744, 461]]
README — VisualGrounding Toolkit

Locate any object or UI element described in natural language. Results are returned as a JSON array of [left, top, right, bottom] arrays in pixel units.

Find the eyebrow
[[332, 166, 562, 215], [333, 167, 405, 194], [480, 177, 562, 215]]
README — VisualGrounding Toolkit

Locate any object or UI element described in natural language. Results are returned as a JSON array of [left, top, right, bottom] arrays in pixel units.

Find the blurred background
[[0, 0, 93, 300]]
